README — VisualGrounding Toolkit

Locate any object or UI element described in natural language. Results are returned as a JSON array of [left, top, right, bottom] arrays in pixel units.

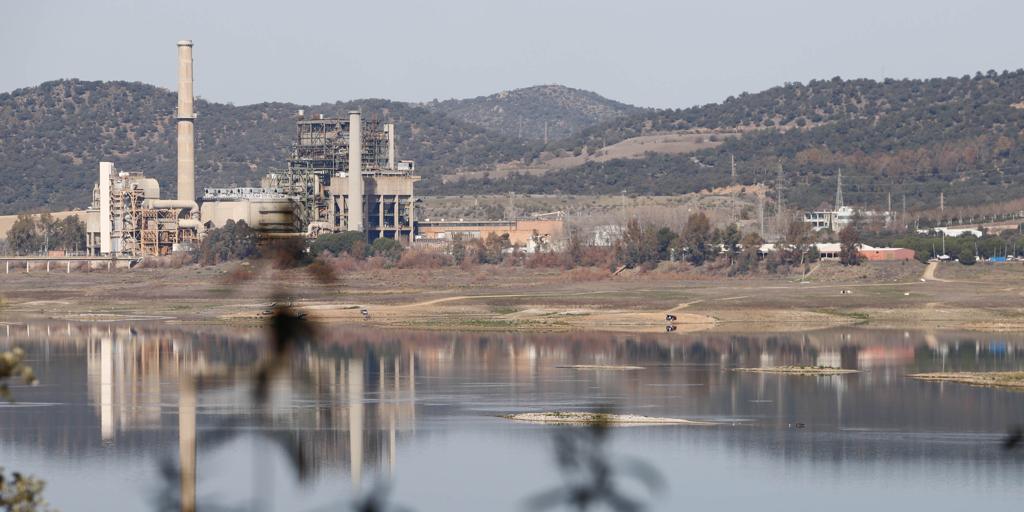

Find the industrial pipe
[[143, 199, 199, 212], [177, 219, 205, 234], [306, 221, 333, 237]]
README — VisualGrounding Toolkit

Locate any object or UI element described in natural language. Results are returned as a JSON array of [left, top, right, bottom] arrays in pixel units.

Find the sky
[[2, 0, 1023, 109]]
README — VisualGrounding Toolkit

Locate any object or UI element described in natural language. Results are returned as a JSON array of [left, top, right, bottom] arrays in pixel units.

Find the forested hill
[[421, 84, 644, 141], [0, 79, 540, 214], [437, 71, 1024, 211], [5, 72, 1024, 214]]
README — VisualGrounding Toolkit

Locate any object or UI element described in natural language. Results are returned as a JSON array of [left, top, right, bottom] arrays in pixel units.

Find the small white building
[[917, 227, 982, 238]]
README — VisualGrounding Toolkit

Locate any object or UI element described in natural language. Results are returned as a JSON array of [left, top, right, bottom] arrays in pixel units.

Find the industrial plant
[[82, 40, 432, 257]]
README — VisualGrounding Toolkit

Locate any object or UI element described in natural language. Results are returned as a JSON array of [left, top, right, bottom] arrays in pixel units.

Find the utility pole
[[543, 121, 549, 145], [620, 190, 627, 225], [902, 194, 906, 228], [758, 194, 765, 237], [887, 191, 892, 226], [730, 154, 737, 185], [775, 161, 785, 239], [834, 169, 844, 210], [940, 191, 944, 214]]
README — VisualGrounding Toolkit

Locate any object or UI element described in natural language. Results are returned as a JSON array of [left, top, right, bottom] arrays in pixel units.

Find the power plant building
[[201, 112, 419, 241], [84, 40, 420, 256]]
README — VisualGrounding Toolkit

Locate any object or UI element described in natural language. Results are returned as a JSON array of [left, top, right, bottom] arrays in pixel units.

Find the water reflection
[[1, 321, 1024, 510]]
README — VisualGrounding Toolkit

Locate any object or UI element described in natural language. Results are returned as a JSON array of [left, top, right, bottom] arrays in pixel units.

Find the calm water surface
[[1, 320, 1023, 511]]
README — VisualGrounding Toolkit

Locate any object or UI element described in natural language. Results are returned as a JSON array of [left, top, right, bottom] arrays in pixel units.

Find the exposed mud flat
[[502, 412, 715, 426], [555, 364, 645, 370], [734, 366, 860, 375], [909, 372, 1024, 389]]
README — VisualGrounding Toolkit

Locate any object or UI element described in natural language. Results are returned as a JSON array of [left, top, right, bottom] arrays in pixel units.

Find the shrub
[[525, 251, 564, 268], [310, 231, 367, 258], [396, 249, 450, 269], [306, 258, 338, 283], [370, 238, 404, 262]]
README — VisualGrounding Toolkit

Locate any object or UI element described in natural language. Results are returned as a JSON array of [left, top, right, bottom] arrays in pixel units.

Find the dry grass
[[396, 249, 451, 269]]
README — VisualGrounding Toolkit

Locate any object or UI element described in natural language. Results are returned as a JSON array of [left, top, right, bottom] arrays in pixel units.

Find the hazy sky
[[3, 0, 1022, 109]]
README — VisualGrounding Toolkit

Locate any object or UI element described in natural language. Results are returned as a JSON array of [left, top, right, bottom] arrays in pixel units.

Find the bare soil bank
[[1, 260, 1022, 333]]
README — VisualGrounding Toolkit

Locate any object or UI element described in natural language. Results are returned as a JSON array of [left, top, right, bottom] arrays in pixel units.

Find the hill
[[5, 73, 1024, 216], [0, 79, 541, 214], [434, 72, 1024, 211], [422, 84, 644, 141]]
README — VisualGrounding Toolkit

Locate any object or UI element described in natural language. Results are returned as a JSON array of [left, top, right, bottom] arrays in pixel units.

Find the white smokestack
[[99, 162, 112, 254], [176, 40, 196, 202], [386, 123, 396, 170], [347, 111, 363, 231]]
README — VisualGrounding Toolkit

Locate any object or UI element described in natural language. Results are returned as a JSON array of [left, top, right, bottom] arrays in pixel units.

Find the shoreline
[[909, 372, 1024, 390], [2, 262, 1024, 334]]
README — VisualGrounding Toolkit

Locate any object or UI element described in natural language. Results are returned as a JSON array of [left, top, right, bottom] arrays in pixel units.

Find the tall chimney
[[347, 111, 363, 232], [386, 123, 396, 170], [176, 40, 196, 202]]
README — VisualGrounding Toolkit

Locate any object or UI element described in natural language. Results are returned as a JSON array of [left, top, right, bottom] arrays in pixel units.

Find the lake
[[1, 320, 1023, 511]]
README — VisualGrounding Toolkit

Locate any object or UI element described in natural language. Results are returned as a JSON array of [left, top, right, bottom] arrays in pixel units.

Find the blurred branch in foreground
[[526, 411, 665, 512]]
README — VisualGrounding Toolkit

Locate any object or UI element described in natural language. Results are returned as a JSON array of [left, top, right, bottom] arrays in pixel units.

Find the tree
[[959, 250, 976, 265], [783, 219, 814, 267], [615, 219, 659, 268], [838, 225, 861, 266], [37, 213, 54, 253], [680, 212, 713, 265], [196, 220, 258, 266], [451, 235, 467, 265], [734, 232, 763, 274], [565, 225, 586, 267], [655, 227, 677, 261], [53, 215, 86, 253], [721, 224, 742, 264], [481, 233, 511, 264], [6, 214, 40, 255]]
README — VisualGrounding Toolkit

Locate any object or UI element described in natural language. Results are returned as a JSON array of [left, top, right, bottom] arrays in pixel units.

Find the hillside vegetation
[[4, 72, 1024, 214], [439, 72, 1024, 211], [421, 84, 643, 141], [0, 80, 541, 214]]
